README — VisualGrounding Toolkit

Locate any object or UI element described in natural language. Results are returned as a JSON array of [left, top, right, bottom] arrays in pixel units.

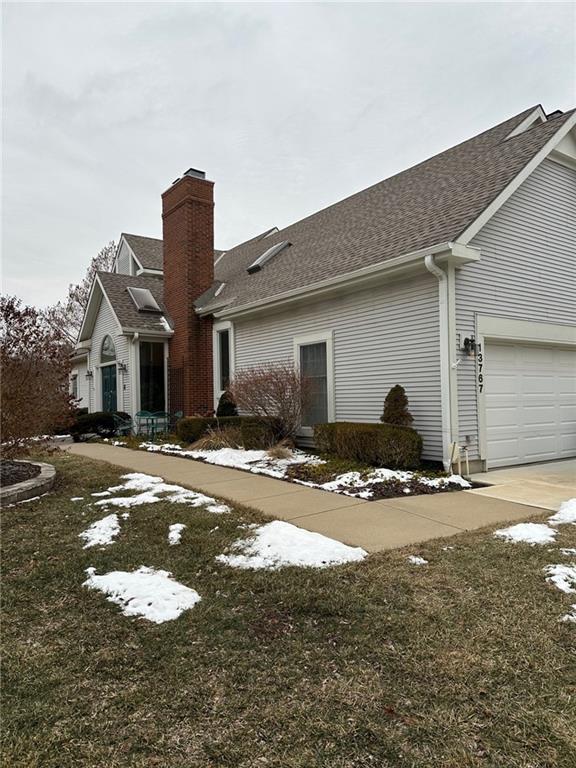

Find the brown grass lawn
[[2, 451, 576, 767]]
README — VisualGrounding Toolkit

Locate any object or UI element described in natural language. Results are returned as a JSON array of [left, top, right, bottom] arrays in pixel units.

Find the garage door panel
[[485, 342, 576, 468]]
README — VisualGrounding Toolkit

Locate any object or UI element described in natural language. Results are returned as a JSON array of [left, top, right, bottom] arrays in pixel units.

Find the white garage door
[[485, 342, 576, 468]]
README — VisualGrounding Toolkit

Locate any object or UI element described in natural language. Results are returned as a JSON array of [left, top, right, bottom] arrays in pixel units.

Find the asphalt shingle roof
[[123, 233, 224, 271], [196, 107, 574, 313], [97, 271, 172, 333], [122, 234, 164, 271]]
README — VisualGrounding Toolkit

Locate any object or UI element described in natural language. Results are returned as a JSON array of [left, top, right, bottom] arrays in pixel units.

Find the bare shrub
[[230, 362, 312, 440], [1, 295, 74, 456]]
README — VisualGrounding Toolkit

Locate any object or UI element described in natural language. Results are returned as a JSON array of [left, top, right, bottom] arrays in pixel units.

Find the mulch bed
[[1, 460, 41, 488]]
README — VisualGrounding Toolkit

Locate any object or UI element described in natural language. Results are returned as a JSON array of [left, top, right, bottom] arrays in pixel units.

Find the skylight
[[247, 241, 291, 274], [127, 286, 162, 313]]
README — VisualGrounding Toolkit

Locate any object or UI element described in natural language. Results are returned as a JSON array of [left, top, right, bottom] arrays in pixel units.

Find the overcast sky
[[2, 1, 574, 307]]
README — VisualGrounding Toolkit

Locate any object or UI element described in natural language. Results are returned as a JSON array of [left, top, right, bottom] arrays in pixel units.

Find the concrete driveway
[[470, 459, 576, 511]]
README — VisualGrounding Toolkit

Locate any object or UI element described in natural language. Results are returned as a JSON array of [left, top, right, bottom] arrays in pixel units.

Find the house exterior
[[74, 104, 576, 472]]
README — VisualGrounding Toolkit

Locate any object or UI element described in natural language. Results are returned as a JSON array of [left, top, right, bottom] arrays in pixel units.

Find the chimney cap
[[183, 168, 206, 180]]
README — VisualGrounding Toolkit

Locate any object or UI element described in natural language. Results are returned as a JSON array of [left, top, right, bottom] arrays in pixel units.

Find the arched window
[[101, 335, 116, 364]]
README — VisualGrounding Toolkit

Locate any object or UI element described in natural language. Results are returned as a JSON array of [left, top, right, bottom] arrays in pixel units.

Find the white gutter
[[424, 254, 454, 470]]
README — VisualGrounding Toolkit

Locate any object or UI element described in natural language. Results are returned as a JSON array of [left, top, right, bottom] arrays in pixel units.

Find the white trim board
[[457, 112, 576, 244]]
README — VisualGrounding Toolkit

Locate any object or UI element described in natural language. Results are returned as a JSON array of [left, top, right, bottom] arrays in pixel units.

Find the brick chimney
[[162, 168, 214, 416]]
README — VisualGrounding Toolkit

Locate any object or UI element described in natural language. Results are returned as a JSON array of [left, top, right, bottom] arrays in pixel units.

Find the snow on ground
[[137, 442, 470, 498], [91, 491, 112, 497], [79, 513, 121, 548], [94, 473, 231, 513], [83, 566, 201, 623], [560, 548, 576, 556], [544, 564, 576, 594], [562, 605, 576, 623], [71, 497, 84, 501], [548, 499, 576, 526], [216, 520, 367, 570], [407, 555, 428, 565], [168, 523, 186, 545], [493, 523, 557, 545]]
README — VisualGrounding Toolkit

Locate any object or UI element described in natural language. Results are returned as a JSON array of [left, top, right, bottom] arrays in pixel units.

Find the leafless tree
[[1, 295, 74, 456], [43, 240, 116, 345], [230, 361, 312, 440]]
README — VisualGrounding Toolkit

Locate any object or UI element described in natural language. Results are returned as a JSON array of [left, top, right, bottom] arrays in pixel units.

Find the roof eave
[[122, 327, 174, 337]]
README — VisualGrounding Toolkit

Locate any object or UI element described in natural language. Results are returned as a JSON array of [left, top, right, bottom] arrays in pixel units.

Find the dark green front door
[[101, 365, 117, 412]]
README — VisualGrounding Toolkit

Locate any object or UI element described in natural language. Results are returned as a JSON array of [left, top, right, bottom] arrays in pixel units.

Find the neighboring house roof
[[195, 106, 574, 314], [122, 233, 224, 272], [96, 271, 173, 334]]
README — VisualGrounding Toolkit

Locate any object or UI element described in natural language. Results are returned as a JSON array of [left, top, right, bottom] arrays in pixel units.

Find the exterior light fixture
[[85, 369, 94, 379], [463, 336, 477, 356], [118, 360, 128, 373]]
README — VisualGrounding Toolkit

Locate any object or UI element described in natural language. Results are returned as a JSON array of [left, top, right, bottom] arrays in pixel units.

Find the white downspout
[[425, 254, 453, 470]]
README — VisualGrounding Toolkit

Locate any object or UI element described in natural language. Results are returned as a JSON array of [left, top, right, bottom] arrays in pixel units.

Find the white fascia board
[[211, 241, 468, 320], [77, 277, 101, 342], [122, 327, 174, 338], [504, 106, 547, 139], [457, 111, 576, 245], [121, 236, 145, 273], [136, 268, 163, 276]]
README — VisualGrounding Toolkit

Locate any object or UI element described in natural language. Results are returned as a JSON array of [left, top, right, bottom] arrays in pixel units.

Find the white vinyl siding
[[456, 158, 576, 460], [234, 273, 442, 459], [115, 241, 137, 275], [90, 297, 132, 414]]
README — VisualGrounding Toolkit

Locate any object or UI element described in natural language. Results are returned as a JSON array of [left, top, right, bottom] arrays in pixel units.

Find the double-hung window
[[294, 332, 334, 432]]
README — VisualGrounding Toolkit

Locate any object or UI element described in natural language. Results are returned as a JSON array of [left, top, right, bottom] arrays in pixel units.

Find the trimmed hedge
[[176, 416, 280, 450], [70, 411, 131, 442], [314, 421, 422, 470]]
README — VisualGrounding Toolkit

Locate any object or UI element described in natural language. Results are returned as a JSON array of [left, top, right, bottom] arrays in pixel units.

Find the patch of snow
[[548, 499, 576, 526], [91, 491, 112, 497], [560, 548, 576, 556], [94, 473, 229, 512], [70, 497, 84, 501], [216, 520, 367, 570], [83, 566, 201, 623], [79, 514, 120, 548], [407, 555, 428, 565], [168, 523, 186, 545], [493, 523, 557, 545], [544, 563, 576, 594], [561, 605, 576, 623]]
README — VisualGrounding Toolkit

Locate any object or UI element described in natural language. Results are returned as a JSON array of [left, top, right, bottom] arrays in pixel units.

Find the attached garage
[[485, 342, 576, 468]]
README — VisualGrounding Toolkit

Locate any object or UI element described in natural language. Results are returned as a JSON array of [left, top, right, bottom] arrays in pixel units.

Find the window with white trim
[[299, 341, 329, 426], [217, 329, 231, 391]]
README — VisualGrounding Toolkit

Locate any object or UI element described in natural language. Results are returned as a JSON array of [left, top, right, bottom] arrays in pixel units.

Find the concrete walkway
[[67, 443, 547, 552], [470, 459, 576, 512]]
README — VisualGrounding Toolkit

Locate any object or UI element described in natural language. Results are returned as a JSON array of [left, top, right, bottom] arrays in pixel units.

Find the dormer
[[113, 233, 164, 276]]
